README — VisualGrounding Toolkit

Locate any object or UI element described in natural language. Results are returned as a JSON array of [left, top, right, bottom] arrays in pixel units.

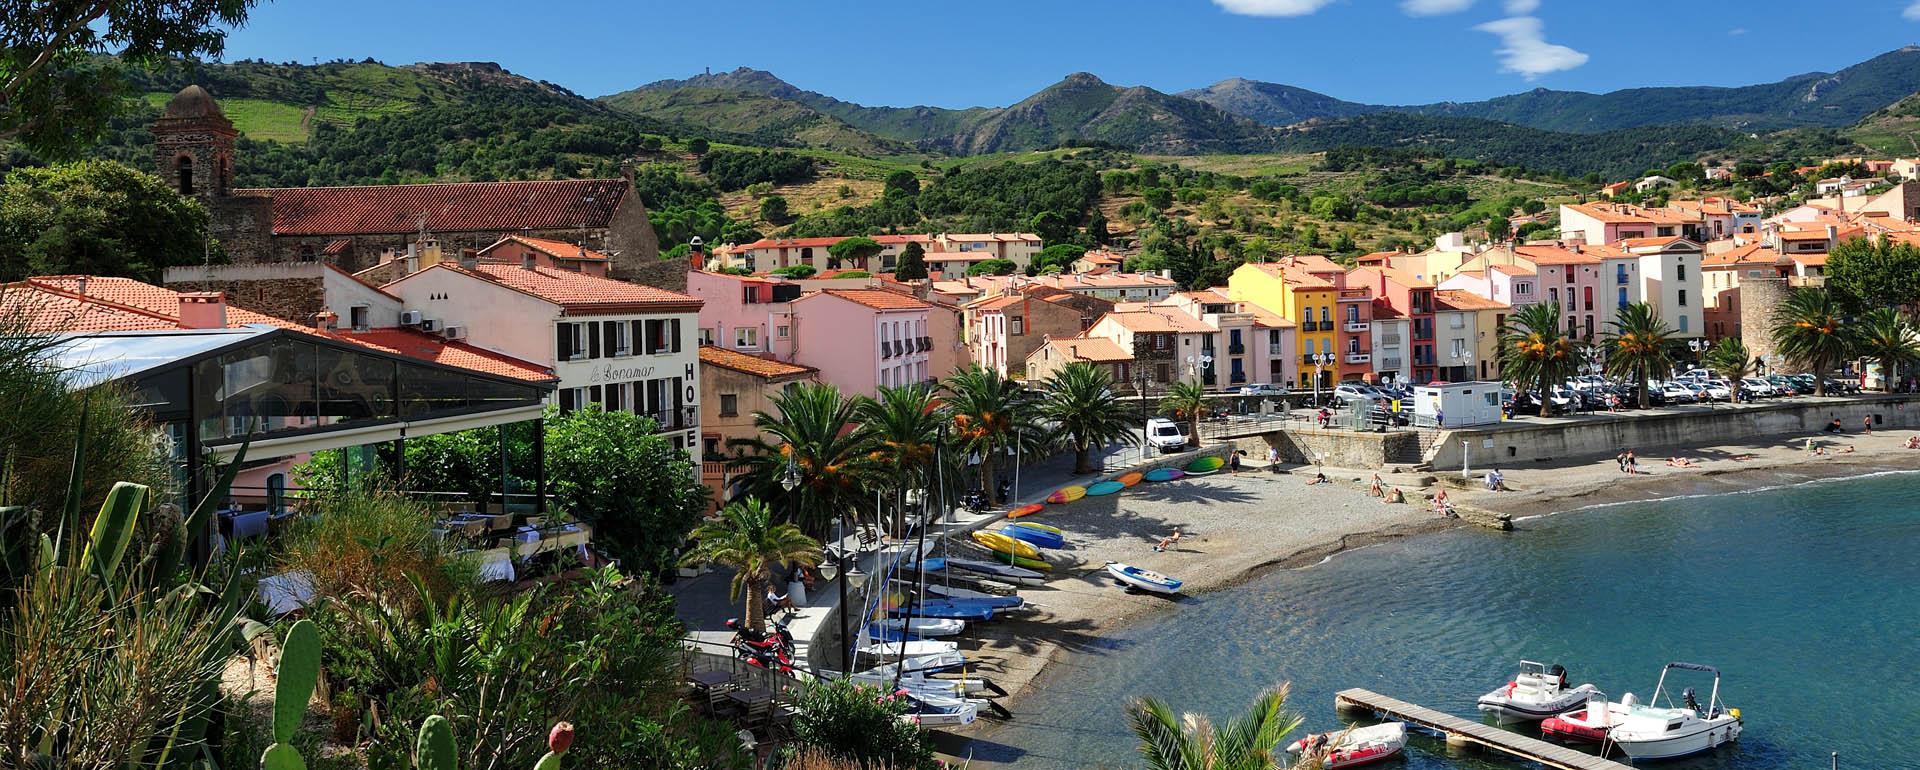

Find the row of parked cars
[[1511, 370, 1859, 415]]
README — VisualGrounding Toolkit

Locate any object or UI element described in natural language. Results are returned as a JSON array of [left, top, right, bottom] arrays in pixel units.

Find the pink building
[[686, 270, 802, 361], [1437, 263, 1539, 309], [790, 288, 933, 396], [1347, 266, 1437, 383], [1513, 244, 1615, 340]]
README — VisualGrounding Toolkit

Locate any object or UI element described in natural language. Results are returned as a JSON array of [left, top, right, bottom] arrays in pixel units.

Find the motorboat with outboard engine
[[1476, 660, 1600, 723], [1541, 690, 1628, 744], [1605, 662, 1742, 760], [1285, 723, 1406, 769]]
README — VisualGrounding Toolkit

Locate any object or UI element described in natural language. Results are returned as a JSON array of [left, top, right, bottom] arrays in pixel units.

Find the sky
[[215, 0, 1920, 108]]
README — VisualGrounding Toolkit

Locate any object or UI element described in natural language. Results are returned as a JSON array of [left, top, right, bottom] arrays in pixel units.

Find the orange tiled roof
[[397, 263, 701, 313], [1562, 201, 1698, 225], [811, 288, 930, 311], [24, 276, 294, 327], [482, 234, 611, 262], [1703, 243, 1783, 267], [698, 345, 817, 380], [1513, 244, 1600, 266], [1433, 289, 1509, 312], [1098, 307, 1213, 334], [1044, 335, 1131, 362], [337, 328, 555, 382], [736, 236, 848, 250], [1486, 263, 1536, 277], [244, 179, 628, 237]]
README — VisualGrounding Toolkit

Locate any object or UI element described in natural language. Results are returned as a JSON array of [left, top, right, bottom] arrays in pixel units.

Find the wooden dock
[[1333, 688, 1630, 770]]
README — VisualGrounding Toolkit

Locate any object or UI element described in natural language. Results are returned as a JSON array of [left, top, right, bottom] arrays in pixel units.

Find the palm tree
[[681, 498, 821, 633], [854, 383, 942, 531], [1770, 289, 1853, 396], [729, 382, 877, 537], [1602, 302, 1678, 408], [1043, 362, 1139, 474], [1499, 302, 1584, 417], [941, 365, 1042, 496], [1702, 337, 1758, 384], [1853, 307, 1919, 392], [1159, 381, 1212, 449], [1127, 684, 1305, 770]]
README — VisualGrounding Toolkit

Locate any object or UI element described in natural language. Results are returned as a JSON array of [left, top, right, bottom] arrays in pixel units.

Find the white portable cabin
[[1412, 381, 1503, 428]]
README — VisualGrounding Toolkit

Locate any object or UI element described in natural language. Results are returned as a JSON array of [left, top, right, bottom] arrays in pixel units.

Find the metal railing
[[1344, 321, 1369, 332]]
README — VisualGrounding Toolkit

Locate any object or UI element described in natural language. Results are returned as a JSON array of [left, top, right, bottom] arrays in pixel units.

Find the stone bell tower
[[151, 85, 237, 204]]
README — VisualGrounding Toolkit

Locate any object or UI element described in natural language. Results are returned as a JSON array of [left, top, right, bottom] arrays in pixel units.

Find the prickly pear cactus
[[416, 714, 457, 770], [258, 619, 320, 770]]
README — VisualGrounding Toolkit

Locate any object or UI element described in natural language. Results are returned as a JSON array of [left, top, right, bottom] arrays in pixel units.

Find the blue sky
[[217, 0, 1920, 108]]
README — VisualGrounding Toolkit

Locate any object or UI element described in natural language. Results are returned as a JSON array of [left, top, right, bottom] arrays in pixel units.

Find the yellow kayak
[[971, 530, 1040, 559]]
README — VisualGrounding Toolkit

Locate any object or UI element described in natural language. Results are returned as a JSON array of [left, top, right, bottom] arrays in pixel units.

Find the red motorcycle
[[727, 618, 795, 673]]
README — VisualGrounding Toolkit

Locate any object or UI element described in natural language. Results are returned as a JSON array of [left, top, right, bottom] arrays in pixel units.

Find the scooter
[[962, 489, 990, 514], [727, 618, 795, 672]]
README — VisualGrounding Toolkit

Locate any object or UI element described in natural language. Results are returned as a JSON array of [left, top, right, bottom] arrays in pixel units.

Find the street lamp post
[[1135, 368, 1152, 465]]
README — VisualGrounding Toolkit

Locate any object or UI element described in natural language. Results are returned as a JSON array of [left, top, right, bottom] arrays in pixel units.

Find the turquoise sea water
[[962, 472, 1920, 769]]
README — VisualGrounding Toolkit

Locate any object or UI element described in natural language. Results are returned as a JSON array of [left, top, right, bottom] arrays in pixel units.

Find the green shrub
[[278, 488, 477, 606], [788, 680, 938, 770], [770, 264, 817, 279]]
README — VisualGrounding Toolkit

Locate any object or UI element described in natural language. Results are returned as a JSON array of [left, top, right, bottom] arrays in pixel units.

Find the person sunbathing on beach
[[1906, 435, 1920, 450], [1732, 454, 1756, 461], [1305, 472, 1329, 485], [1153, 528, 1183, 552], [1814, 445, 1829, 456], [1385, 487, 1406, 504], [1840, 445, 1856, 454], [1666, 457, 1699, 469], [1432, 489, 1456, 516]]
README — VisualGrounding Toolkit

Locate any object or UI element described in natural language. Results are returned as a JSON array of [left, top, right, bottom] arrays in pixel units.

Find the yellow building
[[1228, 257, 1341, 386]]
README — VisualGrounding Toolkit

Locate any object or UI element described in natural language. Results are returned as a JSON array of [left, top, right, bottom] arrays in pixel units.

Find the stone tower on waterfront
[[1740, 275, 1792, 370], [152, 85, 237, 204]]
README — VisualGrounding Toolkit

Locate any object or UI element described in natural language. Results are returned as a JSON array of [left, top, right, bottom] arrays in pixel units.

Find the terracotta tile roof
[[1432, 289, 1509, 312], [870, 234, 935, 245], [1043, 335, 1131, 362], [1243, 261, 1337, 289], [698, 345, 817, 380], [809, 288, 930, 311], [1080, 251, 1124, 265], [736, 236, 849, 250], [1245, 301, 1295, 328], [482, 234, 611, 262], [243, 179, 629, 237], [1703, 243, 1783, 267], [1, 282, 181, 332], [321, 238, 352, 255], [1486, 264, 1536, 277], [337, 328, 555, 382], [1513, 244, 1600, 266], [1562, 201, 1698, 225], [1617, 236, 1694, 249], [1098, 308, 1213, 334], [943, 233, 1040, 242], [1790, 252, 1830, 267], [23, 276, 292, 327], [392, 263, 702, 313]]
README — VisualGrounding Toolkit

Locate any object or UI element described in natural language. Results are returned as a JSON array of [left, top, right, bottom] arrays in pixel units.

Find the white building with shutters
[[383, 258, 705, 451]]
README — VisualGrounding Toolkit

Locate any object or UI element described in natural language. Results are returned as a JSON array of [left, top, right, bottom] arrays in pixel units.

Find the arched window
[[176, 156, 194, 195]]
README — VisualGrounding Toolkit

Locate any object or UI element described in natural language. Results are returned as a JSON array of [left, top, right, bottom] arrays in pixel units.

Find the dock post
[[1445, 732, 1474, 750]]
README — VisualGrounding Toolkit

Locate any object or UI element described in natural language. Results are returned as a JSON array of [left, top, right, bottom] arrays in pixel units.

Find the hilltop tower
[[152, 85, 237, 204]]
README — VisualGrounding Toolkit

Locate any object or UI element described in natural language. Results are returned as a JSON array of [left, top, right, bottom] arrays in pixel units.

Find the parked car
[[1765, 375, 1800, 396], [1741, 377, 1778, 397], [1239, 383, 1289, 397], [1674, 368, 1713, 383], [1696, 380, 1733, 402], [1659, 382, 1698, 404], [1333, 383, 1387, 404], [1146, 418, 1189, 453]]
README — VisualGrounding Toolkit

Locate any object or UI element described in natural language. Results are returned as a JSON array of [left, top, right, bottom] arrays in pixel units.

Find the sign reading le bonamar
[[588, 363, 655, 383]]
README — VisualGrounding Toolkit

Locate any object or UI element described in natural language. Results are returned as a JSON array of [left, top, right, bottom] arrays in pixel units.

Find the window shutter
[[632, 320, 645, 353], [590, 385, 603, 405], [559, 388, 576, 413], [588, 321, 602, 359], [556, 323, 572, 361], [669, 319, 682, 353], [603, 321, 619, 356]]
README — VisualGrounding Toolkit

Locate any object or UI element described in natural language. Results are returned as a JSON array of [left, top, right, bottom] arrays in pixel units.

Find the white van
[[1146, 418, 1189, 453]]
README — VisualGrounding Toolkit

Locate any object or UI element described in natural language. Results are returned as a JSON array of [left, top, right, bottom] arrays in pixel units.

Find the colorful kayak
[[998, 525, 1064, 550], [1086, 480, 1126, 496], [1007, 503, 1045, 518], [971, 530, 1040, 559], [1046, 485, 1087, 504], [889, 599, 995, 621], [1185, 456, 1226, 475], [987, 549, 1052, 571], [1117, 472, 1145, 487], [1142, 468, 1185, 482], [1005, 521, 1062, 535], [945, 558, 1045, 584]]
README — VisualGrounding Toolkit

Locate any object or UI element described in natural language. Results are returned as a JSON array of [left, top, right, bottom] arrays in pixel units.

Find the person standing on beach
[[1864, 415, 1873, 434], [1616, 451, 1628, 473], [1625, 450, 1639, 474]]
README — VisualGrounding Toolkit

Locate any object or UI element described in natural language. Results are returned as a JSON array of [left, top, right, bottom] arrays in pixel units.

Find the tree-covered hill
[[598, 85, 907, 156]]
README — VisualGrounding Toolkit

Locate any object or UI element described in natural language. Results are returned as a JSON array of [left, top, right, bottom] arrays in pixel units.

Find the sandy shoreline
[[936, 425, 1920, 764]]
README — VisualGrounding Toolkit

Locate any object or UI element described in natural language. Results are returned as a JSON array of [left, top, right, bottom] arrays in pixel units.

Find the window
[[698, 327, 715, 345], [605, 382, 625, 412], [645, 319, 683, 354], [1515, 282, 1531, 296], [556, 322, 589, 362], [1678, 289, 1688, 307], [1345, 305, 1359, 323], [777, 325, 790, 339], [1583, 286, 1593, 311], [606, 321, 629, 356], [1677, 263, 1687, 282], [1154, 334, 1169, 350], [176, 156, 194, 195], [720, 394, 738, 417], [1319, 307, 1330, 324], [1010, 316, 1025, 336], [735, 327, 759, 350], [1348, 337, 1360, 354], [1678, 315, 1689, 333], [1156, 363, 1171, 383], [1618, 287, 1628, 308], [1451, 339, 1467, 357], [1548, 287, 1559, 305], [1448, 313, 1465, 329], [348, 306, 369, 331], [1563, 268, 1574, 283]]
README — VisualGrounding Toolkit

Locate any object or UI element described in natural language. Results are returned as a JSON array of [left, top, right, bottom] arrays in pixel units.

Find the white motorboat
[[1284, 722, 1406, 769], [873, 617, 965, 636], [857, 640, 963, 671], [1105, 562, 1183, 594], [1606, 662, 1742, 760], [1476, 660, 1600, 723], [898, 691, 981, 727]]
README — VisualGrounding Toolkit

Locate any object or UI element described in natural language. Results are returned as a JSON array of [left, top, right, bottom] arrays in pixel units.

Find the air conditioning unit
[[400, 310, 423, 326], [419, 318, 439, 333], [442, 325, 467, 340]]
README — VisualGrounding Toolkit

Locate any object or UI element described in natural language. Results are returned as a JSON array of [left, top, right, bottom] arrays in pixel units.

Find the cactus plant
[[259, 619, 320, 770], [79, 481, 148, 583], [416, 715, 457, 770]]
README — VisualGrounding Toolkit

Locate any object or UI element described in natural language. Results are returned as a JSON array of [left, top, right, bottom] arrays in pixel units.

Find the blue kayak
[[889, 599, 996, 621], [999, 524, 1065, 550], [903, 557, 947, 573]]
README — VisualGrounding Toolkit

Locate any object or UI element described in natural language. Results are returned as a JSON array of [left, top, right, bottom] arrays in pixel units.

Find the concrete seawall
[[1428, 395, 1920, 470]]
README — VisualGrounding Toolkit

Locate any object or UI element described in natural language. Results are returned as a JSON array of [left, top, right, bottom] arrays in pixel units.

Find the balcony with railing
[[1337, 288, 1371, 302], [1345, 352, 1371, 365], [1344, 320, 1369, 332], [1377, 333, 1402, 346], [1228, 342, 1245, 354], [1301, 320, 1320, 332], [1412, 353, 1436, 367], [644, 406, 698, 432], [1379, 357, 1403, 370], [880, 341, 893, 359], [1268, 343, 1285, 355], [1229, 371, 1247, 384]]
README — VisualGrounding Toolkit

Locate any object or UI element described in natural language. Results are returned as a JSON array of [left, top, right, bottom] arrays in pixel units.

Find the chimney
[[405, 242, 420, 273], [311, 310, 338, 331], [1825, 225, 1839, 242], [74, 276, 88, 296], [458, 248, 479, 270], [178, 292, 227, 329]]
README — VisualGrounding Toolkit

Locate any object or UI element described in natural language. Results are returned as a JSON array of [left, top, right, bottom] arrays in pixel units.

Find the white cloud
[[1503, 0, 1538, 13], [1211, 0, 1337, 16], [1402, 0, 1474, 15], [1905, 0, 1920, 21], [1475, 15, 1589, 79], [1727, 27, 1748, 35]]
